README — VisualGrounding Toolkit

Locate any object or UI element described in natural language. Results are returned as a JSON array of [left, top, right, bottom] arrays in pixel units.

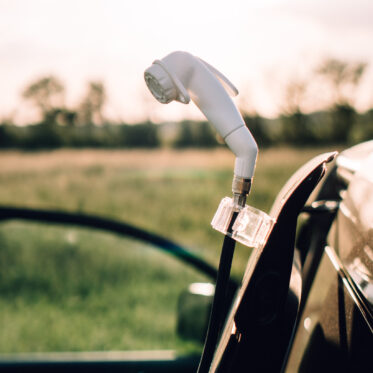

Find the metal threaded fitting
[[232, 175, 252, 208]]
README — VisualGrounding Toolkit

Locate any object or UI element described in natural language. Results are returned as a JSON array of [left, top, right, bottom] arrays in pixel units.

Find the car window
[[0, 221, 208, 354]]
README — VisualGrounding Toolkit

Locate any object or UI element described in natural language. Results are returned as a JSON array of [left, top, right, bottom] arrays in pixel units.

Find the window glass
[[0, 221, 208, 354]]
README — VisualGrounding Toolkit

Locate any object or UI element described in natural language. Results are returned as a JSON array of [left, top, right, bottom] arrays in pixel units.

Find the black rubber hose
[[197, 212, 238, 373]]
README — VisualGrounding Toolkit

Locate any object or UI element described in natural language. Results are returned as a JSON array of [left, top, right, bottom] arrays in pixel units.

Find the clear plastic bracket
[[211, 197, 275, 248]]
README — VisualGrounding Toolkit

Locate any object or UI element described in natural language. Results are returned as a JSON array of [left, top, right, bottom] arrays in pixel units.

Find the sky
[[1, 0, 373, 124]]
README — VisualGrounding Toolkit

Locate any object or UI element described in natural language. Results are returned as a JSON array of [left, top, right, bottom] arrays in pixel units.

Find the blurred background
[[1, 0, 373, 145], [0, 0, 372, 357]]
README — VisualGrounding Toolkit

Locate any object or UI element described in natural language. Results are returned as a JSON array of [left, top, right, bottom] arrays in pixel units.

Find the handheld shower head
[[145, 53, 259, 372], [144, 51, 258, 180]]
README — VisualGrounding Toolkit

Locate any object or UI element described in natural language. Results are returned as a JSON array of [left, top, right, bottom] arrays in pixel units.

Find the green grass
[[0, 147, 337, 354], [0, 222, 207, 353]]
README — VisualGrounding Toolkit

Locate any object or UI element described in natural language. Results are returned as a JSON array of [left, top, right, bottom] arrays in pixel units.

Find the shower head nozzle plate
[[144, 72, 171, 104], [144, 60, 190, 104]]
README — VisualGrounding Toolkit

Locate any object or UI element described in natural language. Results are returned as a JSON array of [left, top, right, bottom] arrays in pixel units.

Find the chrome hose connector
[[232, 175, 252, 208]]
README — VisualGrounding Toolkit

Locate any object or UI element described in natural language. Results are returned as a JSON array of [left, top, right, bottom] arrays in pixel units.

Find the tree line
[[0, 57, 372, 149]]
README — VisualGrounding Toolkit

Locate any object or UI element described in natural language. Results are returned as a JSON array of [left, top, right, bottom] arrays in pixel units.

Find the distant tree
[[356, 108, 373, 142], [173, 121, 219, 148], [173, 120, 194, 148], [242, 113, 272, 147], [317, 58, 366, 106], [316, 58, 367, 143], [194, 122, 218, 147], [238, 90, 272, 147], [58, 109, 78, 127], [280, 79, 316, 145], [0, 124, 14, 148], [366, 109, 373, 139], [120, 122, 160, 148], [280, 111, 314, 145], [78, 81, 106, 125], [22, 76, 65, 124]]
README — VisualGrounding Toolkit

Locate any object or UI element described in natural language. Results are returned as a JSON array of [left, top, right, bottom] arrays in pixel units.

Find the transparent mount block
[[211, 197, 275, 248]]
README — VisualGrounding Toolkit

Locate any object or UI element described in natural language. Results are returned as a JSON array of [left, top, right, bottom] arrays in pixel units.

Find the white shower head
[[144, 51, 257, 179]]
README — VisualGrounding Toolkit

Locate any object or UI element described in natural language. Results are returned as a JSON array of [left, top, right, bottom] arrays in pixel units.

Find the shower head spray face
[[145, 59, 190, 104], [144, 51, 258, 179], [144, 71, 172, 103]]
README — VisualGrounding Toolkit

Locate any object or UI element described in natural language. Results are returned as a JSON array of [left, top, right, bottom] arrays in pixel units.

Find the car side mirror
[[176, 283, 214, 343]]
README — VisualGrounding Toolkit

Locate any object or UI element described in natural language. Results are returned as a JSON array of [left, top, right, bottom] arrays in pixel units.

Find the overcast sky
[[1, 0, 373, 124]]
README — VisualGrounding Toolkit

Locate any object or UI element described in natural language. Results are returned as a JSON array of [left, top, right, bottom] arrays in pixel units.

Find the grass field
[[0, 147, 336, 354]]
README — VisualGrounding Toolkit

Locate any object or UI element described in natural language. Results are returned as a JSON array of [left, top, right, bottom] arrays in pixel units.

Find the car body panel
[[286, 140, 373, 372], [211, 152, 336, 372]]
